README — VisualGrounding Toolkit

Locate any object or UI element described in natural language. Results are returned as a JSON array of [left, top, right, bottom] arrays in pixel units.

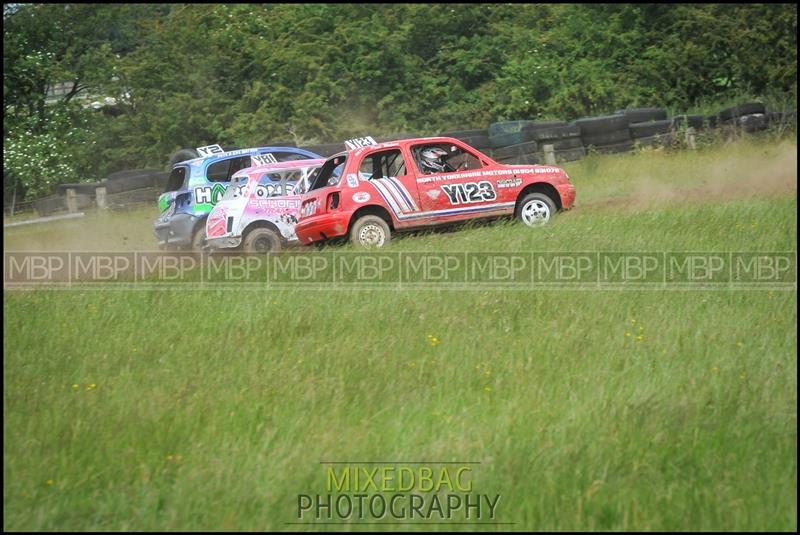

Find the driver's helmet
[[419, 147, 449, 173]]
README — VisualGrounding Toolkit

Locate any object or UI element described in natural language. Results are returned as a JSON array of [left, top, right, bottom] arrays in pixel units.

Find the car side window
[[412, 143, 483, 175], [359, 149, 407, 180], [206, 159, 231, 182]]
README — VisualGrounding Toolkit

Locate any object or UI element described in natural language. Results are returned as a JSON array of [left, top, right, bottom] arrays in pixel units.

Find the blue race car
[[154, 144, 321, 250]]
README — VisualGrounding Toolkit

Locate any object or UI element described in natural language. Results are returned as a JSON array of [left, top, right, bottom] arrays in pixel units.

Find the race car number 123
[[441, 181, 497, 205]]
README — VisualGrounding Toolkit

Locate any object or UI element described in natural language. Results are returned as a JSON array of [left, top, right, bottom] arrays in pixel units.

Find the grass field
[[3, 136, 797, 531]]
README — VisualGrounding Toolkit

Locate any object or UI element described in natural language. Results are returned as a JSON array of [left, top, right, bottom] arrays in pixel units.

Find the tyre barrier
[[522, 123, 580, 142], [615, 107, 668, 123], [491, 141, 539, 161], [581, 127, 633, 147], [574, 114, 630, 136], [439, 128, 488, 139], [717, 102, 767, 122], [629, 119, 672, 139]]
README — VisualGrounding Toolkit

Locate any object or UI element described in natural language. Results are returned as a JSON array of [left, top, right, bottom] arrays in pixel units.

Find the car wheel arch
[[516, 183, 562, 214], [242, 219, 284, 242], [348, 205, 395, 234]]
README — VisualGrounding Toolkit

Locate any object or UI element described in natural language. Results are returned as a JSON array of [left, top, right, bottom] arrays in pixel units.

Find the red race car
[[296, 136, 576, 247]]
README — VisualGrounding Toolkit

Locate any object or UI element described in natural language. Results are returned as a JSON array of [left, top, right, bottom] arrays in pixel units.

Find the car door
[[358, 147, 425, 227], [411, 141, 497, 221]]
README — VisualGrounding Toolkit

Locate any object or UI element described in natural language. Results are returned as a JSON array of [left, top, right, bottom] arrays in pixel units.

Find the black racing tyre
[[630, 119, 672, 138], [615, 107, 668, 123], [717, 102, 766, 122], [523, 123, 580, 141], [350, 215, 391, 248], [191, 224, 207, 252], [488, 120, 535, 136], [458, 134, 491, 149], [550, 136, 584, 151], [670, 115, 706, 129], [168, 148, 200, 168], [737, 113, 769, 133], [299, 143, 346, 157], [706, 115, 719, 129], [489, 130, 527, 148], [491, 141, 539, 160], [439, 128, 487, 138], [516, 192, 557, 227], [555, 147, 586, 163], [582, 128, 632, 146], [494, 152, 540, 166], [575, 114, 630, 136], [242, 227, 282, 253]]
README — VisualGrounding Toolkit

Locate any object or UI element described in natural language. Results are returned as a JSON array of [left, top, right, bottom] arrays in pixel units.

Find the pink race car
[[205, 159, 325, 253]]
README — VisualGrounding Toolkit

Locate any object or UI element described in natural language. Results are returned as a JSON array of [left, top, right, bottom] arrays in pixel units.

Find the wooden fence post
[[65, 188, 78, 213], [96, 187, 108, 210], [685, 127, 697, 150], [543, 144, 556, 165]]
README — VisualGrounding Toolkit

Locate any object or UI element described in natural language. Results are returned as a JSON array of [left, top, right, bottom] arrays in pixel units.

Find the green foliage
[[3, 3, 797, 200], [3, 104, 96, 198]]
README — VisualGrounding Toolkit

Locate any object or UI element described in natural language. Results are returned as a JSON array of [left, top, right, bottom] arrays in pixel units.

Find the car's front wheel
[[516, 192, 557, 227], [350, 215, 391, 248], [242, 227, 282, 254], [191, 225, 207, 251]]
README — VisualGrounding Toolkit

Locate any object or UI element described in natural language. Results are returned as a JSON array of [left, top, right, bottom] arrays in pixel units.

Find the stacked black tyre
[[614, 108, 670, 148], [438, 128, 492, 154], [629, 120, 674, 148], [487, 121, 551, 164], [575, 114, 633, 154], [717, 102, 768, 133], [522, 121, 584, 163]]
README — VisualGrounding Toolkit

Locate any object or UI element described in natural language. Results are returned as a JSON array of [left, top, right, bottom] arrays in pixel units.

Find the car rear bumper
[[153, 212, 198, 247], [295, 212, 351, 244]]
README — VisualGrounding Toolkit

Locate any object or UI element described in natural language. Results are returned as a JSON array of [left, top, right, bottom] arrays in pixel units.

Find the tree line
[[3, 3, 797, 200]]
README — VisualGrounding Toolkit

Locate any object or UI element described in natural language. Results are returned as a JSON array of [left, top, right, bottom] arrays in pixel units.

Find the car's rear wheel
[[350, 215, 391, 248], [242, 227, 282, 253], [517, 193, 557, 227]]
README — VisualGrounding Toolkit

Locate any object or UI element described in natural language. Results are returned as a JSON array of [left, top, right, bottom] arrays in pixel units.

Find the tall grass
[[3, 136, 797, 531]]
